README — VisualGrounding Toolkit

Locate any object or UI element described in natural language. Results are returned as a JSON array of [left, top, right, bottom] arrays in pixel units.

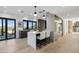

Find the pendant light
[[34, 6, 37, 17], [42, 10, 46, 19]]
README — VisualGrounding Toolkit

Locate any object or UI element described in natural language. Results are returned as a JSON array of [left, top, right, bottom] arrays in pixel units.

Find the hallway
[[0, 34, 79, 53]]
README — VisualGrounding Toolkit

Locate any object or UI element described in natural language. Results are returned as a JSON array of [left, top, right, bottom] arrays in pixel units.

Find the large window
[[28, 21, 33, 29], [23, 20, 37, 30]]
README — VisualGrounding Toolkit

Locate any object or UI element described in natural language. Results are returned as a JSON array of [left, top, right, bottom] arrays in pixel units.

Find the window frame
[[23, 20, 37, 30]]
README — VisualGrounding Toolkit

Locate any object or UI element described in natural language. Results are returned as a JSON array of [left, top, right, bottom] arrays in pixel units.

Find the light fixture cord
[[34, 6, 37, 12], [43, 10, 45, 17]]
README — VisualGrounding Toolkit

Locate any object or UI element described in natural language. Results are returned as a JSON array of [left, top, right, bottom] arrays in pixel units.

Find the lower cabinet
[[19, 30, 27, 38]]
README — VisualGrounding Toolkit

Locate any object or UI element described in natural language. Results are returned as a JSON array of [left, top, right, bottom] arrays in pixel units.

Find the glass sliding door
[[0, 19, 2, 36], [0, 18, 16, 41], [7, 19, 16, 39], [0, 19, 6, 40], [3, 19, 6, 39]]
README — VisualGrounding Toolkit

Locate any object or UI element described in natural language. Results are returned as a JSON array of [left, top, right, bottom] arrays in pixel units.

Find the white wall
[[46, 12, 55, 32], [63, 19, 68, 34], [46, 12, 57, 41]]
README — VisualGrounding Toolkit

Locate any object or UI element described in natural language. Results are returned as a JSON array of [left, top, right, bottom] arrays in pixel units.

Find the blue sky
[[0, 19, 14, 27], [8, 20, 14, 27]]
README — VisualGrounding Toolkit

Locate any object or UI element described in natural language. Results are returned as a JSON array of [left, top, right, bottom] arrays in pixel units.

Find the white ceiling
[[0, 6, 79, 19]]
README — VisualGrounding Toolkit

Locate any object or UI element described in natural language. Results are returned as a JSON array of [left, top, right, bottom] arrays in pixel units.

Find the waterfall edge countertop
[[27, 31, 50, 49], [27, 31, 41, 49]]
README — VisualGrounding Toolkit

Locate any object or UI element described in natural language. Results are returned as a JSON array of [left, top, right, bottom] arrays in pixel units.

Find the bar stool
[[37, 31, 46, 48], [45, 31, 50, 43]]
